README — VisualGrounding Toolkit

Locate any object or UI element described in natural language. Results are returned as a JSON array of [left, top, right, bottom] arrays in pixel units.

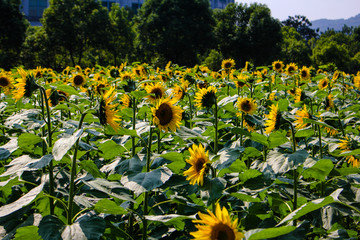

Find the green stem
[[187, 92, 193, 129], [67, 112, 87, 225], [318, 124, 323, 159], [132, 96, 137, 157], [240, 112, 244, 146], [287, 120, 297, 226], [157, 129, 161, 154], [39, 87, 55, 215], [214, 101, 218, 155], [143, 126, 154, 240]]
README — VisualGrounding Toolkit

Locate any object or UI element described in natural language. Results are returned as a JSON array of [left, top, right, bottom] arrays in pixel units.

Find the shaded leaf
[[52, 129, 83, 161], [121, 167, 172, 195], [0, 138, 18, 160], [94, 199, 127, 215], [38, 215, 64, 240]]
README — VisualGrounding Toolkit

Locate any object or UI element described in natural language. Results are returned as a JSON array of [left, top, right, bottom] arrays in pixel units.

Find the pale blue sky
[[235, 0, 360, 21]]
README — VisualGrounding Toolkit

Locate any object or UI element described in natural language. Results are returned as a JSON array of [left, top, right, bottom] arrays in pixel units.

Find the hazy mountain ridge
[[311, 14, 360, 32]]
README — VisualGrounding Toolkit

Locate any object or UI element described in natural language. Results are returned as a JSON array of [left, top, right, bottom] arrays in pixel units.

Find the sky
[[235, 0, 360, 21]]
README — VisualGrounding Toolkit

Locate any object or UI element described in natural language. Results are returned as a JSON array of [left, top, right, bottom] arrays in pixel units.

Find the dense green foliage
[[0, 0, 360, 72]]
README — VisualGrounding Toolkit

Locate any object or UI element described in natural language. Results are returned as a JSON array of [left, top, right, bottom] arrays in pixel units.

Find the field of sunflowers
[[0, 60, 360, 240]]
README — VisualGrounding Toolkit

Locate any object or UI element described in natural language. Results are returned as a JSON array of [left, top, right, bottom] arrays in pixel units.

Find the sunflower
[[294, 104, 310, 129], [191, 203, 244, 240], [72, 73, 86, 88], [318, 78, 329, 90], [13, 68, 39, 101], [222, 59, 235, 71], [120, 93, 132, 109], [133, 65, 146, 77], [272, 60, 284, 72], [332, 71, 340, 81], [0, 73, 14, 95], [195, 86, 217, 109], [237, 97, 257, 115], [325, 94, 334, 110], [299, 66, 310, 81], [265, 104, 282, 134], [145, 82, 166, 103], [92, 74, 109, 95], [243, 118, 256, 132], [285, 63, 298, 76], [108, 66, 120, 79], [183, 144, 211, 186], [294, 88, 306, 103], [338, 137, 359, 168], [197, 80, 209, 89], [98, 87, 121, 131], [45, 89, 65, 107], [33, 66, 44, 78], [354, 75, 360, 89], [151, 98, 183, 132], [172, 84, 185, 101]]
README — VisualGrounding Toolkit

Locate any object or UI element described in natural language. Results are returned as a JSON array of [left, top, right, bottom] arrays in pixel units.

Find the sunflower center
[[241, 100, 251, 112], [156, 103, 173, 125], [195, 158, 206, 173], [211, 223, 235, 240], [288, 66, 295, 73], [224, 62, 232, 69], [301, 70, 307, 78], [74, 75, 84, 86], [0, 77, 10, 87], [275, 63, 282, 70], [322, 81, 328, 87], [151, 88, 163, 99]]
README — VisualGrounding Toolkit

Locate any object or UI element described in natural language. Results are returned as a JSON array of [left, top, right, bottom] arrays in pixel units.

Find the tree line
[[1, 0, 360, 73]]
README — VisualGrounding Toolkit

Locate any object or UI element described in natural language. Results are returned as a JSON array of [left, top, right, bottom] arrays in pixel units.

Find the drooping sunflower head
[[272, 60, 284, 72], [0, 73, 14, 94], [286, 63, 298, 76], [151, 98, 183, 132], [197, 79, 208, 89], [72, 73, 86, 88], [299, 66, 310, 81], [294, 104, 311, 129], [265, 103, 282, 134], [119, 93, 132, 109], [338, 137, 359, 168], [133, 65, 147, 77], [191, 203, 244, 240], [195, 85, 217, 109], [294, 88, 306, 103], [172, 84, 185, 101], [46, 88, 65, 107], [183, 144, 211, 186], [318, 78, 329, 90], [325, 94, 334, 110], [222, 59, 235, 70], [354, 75, 360, 89], [145, 82, 166, 103], [108, 66, 120, 79], [243, 116, 256, 132], [237, 97, 257, 115], [92, 74, 109, 96], [13, 68, 39, 101], [98, 87, 121, 131]]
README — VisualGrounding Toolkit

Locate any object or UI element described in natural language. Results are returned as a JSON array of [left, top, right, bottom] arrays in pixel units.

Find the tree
[[107, 5, 135, 65], [42, 0, 111, 67], [282, 15, 319, 41], [136, 0, 215, 67], [280, 26, 311, 66], [0, 0, 29, 69], [213, 3, 282, 66]]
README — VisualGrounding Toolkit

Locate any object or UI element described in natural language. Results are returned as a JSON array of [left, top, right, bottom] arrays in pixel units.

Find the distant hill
[[311, 14, 360, 32]]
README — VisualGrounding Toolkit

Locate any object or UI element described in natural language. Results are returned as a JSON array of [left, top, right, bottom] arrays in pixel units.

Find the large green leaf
[[17, 133, 43, 152], [51, 83, 82, 97], [38, 215, 64, 240], [215, 147, 244, 170], [277, 188, 343, 225], [295, 129, 315, 138], [246, 226, 296, 240], [145, 214, 196, 231], [1, 154, 53, 177], [266, 149, 308, 174], [121, 167, 172, 195], [159, 152, 185, 174], [303, 159, 334, 181], [98, 140, 126, 160], [82, 178, 135, 202], [52, 129, 83, 161], [94, 199, 127, 215], [250, 132, 269, 147], [14, 226, 42, 240], [0, 138, 18, 160], [230, 193, 261, 203], [175, 126, 206, 141], [79, 160, 105, 178], [116, 155, 144, 175], [268, 131, 289, 149], [0, 175, 46, 220]]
